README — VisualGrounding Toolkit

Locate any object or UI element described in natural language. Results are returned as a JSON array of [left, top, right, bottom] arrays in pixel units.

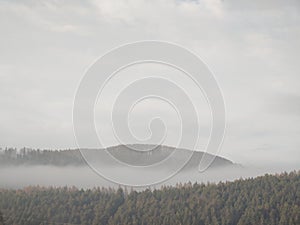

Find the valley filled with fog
[[0, 145, 296, 189]]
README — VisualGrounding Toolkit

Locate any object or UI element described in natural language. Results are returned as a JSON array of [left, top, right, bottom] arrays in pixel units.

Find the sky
[[0, 0, 300, 168]]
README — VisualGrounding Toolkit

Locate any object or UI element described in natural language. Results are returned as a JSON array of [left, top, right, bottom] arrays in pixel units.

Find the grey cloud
[[266, 93, 300, 116], [0, 0, 299, 168]]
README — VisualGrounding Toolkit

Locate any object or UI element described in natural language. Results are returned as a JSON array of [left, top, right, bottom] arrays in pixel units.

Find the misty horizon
[[0, 0, 300, 170], [0, 1, 299, 224]]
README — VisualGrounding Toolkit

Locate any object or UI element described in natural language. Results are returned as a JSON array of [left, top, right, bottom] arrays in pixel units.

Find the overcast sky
[[0, 0, 299, 168]]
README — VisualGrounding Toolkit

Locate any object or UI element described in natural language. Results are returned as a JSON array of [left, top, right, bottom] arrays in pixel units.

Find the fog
[[0, 165, 296, 190], [1, 0, 300, 168], [0, 0, 299, 190]]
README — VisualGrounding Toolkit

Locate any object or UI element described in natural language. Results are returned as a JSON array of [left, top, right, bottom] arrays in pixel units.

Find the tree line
[[0, 147, 84, 166], [0, 171, 299, 225]]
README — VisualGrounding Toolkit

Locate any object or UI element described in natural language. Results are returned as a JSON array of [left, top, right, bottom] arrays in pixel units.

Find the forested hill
[[0, 171, 299, 225], [0, 145, 233, 169], [0, 148, 84, 166]]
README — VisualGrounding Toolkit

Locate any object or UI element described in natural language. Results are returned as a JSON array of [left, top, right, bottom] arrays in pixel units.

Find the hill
[[0, 145, 233, 171]]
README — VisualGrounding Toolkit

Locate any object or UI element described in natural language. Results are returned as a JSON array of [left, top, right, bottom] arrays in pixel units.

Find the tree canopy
[[0, 171, 299, 225]]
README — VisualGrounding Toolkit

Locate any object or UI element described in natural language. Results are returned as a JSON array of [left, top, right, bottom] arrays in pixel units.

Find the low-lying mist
[[0, 164, 296, 190]]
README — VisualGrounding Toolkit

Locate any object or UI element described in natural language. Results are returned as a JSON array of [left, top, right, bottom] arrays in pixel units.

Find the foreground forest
[[0, 171, 299, 225]]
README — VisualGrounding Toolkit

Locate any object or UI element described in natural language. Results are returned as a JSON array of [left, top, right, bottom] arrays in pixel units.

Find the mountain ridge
[[0, 144, 234, 171]]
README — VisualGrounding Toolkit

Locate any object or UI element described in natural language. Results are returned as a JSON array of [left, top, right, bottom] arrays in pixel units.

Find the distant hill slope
[[0, 171, 299, 225], [0, 145, 233, 170], [106, 144, 233, 170], [0, 148, 84, 167]]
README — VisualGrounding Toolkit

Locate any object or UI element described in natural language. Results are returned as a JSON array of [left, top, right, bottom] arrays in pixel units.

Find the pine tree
[[0, 211, 4, 225]]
